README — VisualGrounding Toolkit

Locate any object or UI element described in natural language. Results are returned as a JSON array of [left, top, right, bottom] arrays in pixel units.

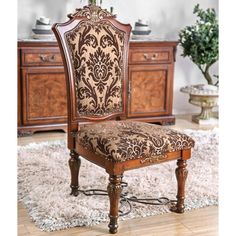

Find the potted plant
[[79, 0, 98, 5], [88, 0, 102, 5], [88, 0, 96, 4], [179, 4, 219, 124]]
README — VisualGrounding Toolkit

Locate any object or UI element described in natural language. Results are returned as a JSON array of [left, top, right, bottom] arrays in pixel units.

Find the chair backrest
[[52, 5, 131, 129]]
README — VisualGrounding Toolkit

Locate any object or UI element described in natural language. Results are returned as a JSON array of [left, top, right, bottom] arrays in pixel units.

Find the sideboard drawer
[[129, 48, 172, 64], [21, 48, 63, 66]]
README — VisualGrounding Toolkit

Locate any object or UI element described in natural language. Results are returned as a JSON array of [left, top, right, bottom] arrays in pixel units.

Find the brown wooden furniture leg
[[17, 130, 34, 137], [172, 159, 188, 213], [69, 150, 81, 197], [107, 174, 123, 234]]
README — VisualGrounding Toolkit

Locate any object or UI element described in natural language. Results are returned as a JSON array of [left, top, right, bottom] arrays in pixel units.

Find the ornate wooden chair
[[53, 5, 194, 234]]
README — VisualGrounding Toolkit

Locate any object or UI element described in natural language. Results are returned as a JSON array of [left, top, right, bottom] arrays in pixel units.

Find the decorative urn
[[180, 84, 218, 125]]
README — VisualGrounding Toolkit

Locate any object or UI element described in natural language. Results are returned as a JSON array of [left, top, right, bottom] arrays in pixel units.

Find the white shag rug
[[18, 129, 218, 231]]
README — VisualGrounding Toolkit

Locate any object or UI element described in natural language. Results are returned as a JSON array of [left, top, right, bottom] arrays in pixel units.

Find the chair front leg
[[107, 174, 123, 234], [69, 150, 81, 197], [172, 159, 188, 213]]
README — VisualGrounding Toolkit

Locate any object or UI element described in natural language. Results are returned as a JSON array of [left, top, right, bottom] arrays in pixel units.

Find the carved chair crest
[[68, 4, 115, 21]]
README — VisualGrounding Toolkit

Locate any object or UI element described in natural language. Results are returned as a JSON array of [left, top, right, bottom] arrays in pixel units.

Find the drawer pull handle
[[143, 53, 158, 61], [39, 54, 55, 62]]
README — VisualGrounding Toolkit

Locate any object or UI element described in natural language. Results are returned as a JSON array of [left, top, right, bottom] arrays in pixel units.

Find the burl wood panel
[[22, 67, 67, 125], [128, 66, 168, 117]]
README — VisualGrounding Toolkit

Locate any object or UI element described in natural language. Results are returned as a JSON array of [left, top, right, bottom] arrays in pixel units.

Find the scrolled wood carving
[[67, 5, 115, 21], [140, 154, 168, 164]]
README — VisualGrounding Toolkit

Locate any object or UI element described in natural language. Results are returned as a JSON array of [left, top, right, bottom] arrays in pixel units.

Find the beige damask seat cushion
[[76, 121, 195, 162]]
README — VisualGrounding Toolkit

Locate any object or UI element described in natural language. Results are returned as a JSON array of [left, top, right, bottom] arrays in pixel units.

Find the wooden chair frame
[[53, 5, 191, 234]]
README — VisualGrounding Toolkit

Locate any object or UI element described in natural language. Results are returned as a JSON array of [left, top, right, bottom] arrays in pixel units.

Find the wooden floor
[[18, 115, 218, 236]]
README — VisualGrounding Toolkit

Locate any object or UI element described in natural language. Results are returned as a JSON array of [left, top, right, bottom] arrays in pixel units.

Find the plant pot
[[180, 84, 218, 125]]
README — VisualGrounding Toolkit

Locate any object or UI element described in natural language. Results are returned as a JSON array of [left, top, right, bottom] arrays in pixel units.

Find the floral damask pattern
[[76, 121, 195, 162], [65, 21, 125, 116]]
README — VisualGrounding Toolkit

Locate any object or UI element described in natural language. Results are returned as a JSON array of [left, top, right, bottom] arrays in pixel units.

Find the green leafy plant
[[89, 0, 96, 4], [80, 1, 102, 5], [179, 4, 218, 85]]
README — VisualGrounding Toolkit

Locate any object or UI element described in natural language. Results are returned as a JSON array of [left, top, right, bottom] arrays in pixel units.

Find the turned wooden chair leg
[[69, 150, 81, 197], [172, 159, 188, 213], [107, 174, 123, 234]]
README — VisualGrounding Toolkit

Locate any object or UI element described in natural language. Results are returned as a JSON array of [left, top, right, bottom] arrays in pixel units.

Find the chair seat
[[76, 121, 195, 162]]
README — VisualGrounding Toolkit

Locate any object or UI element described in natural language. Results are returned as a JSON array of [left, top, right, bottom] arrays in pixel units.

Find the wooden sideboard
[[18, 40, 177, 136]]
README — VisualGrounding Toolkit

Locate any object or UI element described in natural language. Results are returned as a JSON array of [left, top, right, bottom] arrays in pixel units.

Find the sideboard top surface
[[18, 39, 178, 48]]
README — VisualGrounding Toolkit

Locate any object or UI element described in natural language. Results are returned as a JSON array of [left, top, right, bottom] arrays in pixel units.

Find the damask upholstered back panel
[[65, 17, 126, 117]]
